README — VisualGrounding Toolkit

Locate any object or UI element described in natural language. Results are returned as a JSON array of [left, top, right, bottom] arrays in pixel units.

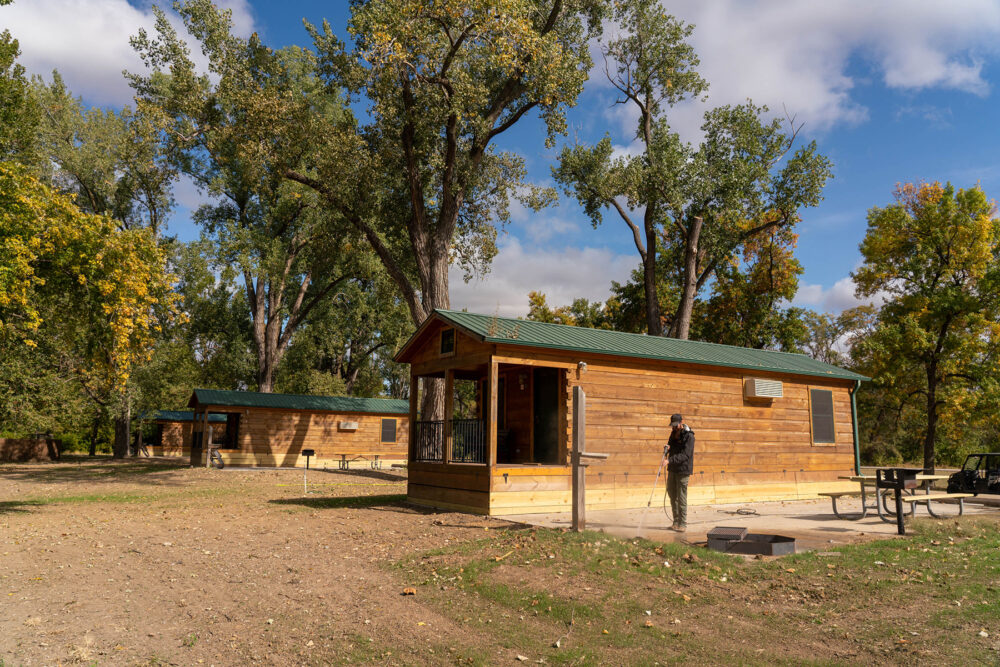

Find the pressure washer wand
[[645, 445, 669, 508]]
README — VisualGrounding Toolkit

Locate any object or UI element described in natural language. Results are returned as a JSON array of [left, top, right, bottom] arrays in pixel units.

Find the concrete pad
[[504, 496, 996, 553]]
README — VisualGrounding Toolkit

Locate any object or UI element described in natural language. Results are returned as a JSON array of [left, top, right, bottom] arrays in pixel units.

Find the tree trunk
[[671, 216, 703, 340], [112, 403, 130, 459], [416, 256, 450, 420], [923, 364, 938, 473], [257, 353, 276, 393], [88, 415, 100, 457], [643, 223, 662, 336]]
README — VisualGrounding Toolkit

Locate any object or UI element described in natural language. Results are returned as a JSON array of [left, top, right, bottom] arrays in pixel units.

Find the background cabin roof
[[399, 309, 868, 382], [187, 389, 410, 415], [154, 410, 227, 423]]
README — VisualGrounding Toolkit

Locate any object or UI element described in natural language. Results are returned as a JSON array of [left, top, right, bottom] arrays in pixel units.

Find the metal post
[[572, 386, 586, 532]]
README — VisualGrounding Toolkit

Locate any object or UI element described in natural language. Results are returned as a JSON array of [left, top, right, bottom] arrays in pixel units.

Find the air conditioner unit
[[338, 421, 359, 431], [744, 378, 783, 399]]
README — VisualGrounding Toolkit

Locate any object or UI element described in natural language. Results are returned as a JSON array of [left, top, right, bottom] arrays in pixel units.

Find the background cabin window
[[440, 328, 455, 356], [810, 389, 836, 444], [381, 418, 397, 443]]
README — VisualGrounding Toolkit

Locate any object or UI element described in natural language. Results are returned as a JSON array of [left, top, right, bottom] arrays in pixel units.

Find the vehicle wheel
[[210, 449, 225, 469]]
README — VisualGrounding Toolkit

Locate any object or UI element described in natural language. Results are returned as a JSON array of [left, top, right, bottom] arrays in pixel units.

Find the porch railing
[[414, 420, 444, 462], [451, 419, 486, 464], [413, 419, 487, 464]]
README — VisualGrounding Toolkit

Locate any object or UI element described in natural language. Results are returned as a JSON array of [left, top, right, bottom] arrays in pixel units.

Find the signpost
[[302, 449, 315, 495], [572, 386, 608, 531]]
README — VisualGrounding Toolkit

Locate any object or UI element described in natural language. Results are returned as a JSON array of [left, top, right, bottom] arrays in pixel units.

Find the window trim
[[808, 387, 837, 445], [380, 418, 397, 444]]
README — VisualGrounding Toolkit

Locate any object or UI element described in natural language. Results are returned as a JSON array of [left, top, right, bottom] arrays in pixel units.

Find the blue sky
[[6, 0, 1000, 316]]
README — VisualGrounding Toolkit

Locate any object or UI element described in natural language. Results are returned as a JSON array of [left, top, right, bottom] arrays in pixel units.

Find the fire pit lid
[[707, 526, 749, 541]]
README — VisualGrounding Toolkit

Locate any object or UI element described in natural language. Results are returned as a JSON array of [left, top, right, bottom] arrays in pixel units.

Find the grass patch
[[396, 517, 1000, 664]]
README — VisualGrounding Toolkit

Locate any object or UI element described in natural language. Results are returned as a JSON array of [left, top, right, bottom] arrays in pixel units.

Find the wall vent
[[744, 378, 783, 399]]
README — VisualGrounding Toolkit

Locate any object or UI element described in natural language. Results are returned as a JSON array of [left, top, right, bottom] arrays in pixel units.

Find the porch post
[[202, 408, 211, 468], [443, 369, 455, 464], [408, 374, 419, 463], [572, 386, 586, 531], [487, 358, 498, 468]]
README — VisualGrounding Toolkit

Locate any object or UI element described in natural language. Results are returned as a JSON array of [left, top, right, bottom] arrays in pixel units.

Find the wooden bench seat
[[899, 492, 972, 503], [898, 492, 972, 518]]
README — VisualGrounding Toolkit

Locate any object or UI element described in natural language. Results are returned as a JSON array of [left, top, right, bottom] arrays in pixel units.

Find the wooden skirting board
[[407, 479, 857, 516], [192, 451, 406, 468]]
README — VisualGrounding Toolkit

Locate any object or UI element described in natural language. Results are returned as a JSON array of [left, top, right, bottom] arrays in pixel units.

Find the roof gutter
[[849, 379, 862, 475]]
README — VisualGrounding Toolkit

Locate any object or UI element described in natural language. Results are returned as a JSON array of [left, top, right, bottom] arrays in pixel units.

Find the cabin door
[[532, 367, 560, 464]]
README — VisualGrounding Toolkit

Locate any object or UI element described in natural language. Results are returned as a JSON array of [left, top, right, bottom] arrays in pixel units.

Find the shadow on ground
[[269, 493, 408, 510], [0, 457, 189, 487], [314, 467, 407, 483], [0, 500, 45, 514]]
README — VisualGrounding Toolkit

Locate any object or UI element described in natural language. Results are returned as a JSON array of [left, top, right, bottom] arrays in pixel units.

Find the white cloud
[[449, 238, 636, 317], [593, 1, 1000, 144], [793, 276, 887, 314], [4, 0, 256, 107]]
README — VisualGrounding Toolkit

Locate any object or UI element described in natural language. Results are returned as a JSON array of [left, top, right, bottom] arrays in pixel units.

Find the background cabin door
[[532, 367, 559, 464]]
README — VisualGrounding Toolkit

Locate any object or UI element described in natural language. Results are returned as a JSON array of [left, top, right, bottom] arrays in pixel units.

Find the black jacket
[[667, 425, 695, 476]]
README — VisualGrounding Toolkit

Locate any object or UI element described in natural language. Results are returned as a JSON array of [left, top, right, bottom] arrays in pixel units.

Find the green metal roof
[[432, 309, 868, 382], [188, 389, 409, 414], [155, 410, 227, 423]]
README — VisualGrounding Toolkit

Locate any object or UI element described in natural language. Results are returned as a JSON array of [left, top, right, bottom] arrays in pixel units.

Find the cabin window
[[440, 328, 456, 356], [381, 418, 397, 443], [809, 389, 836, 444]]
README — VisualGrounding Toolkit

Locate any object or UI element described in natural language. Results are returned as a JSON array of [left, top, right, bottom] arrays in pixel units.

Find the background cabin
[[151, 410, 227, 458], [395, 310, 867, 516], [186, 389, 409, 468]]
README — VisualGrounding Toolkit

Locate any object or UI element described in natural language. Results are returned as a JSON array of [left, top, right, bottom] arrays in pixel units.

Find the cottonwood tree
[[556, 2, 831, 339], [276, 271, 413, 397], [130, 14, 365, 392], [853, 183, 1000, 472], [295, 0, 607, 328], [554, 0, 704, 335], [33, 73, 176, 236]]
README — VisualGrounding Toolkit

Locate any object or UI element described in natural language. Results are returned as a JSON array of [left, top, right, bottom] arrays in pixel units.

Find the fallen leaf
[[402, 587, 417, 596], [516, 655, 528, 662], [644, 620, 654, 628]]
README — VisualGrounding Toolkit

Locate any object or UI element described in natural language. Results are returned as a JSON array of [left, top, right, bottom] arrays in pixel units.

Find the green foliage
[[851, 183, 1000, 469], [32, 73, 176, 234], [555, 0, 831, 339], [0, 162, 181, 446], [0, 26, 39, 164], [525, 291, 611, 329], [298, 0, 608, 320]]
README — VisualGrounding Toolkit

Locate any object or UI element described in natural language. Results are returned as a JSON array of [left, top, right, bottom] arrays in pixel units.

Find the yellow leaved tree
[[0, 162, 182, 457]]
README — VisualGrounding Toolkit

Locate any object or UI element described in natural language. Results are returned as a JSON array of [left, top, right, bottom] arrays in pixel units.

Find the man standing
[[666, 414, 695, 532]]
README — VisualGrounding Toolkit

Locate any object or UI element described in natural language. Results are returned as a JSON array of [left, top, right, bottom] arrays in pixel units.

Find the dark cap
[[670, 414, 683, 425]]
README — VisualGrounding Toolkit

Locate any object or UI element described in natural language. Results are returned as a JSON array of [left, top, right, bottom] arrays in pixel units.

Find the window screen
[[810, 389, 836, 444], [440, 328, 455, 355], [381, 418, 397, 443]]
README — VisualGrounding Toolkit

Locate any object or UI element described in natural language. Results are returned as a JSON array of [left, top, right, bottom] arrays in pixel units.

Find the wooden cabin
[[394, 310, 867, 516], [151, 410, 227, 458], [186, 389, 410, 468]]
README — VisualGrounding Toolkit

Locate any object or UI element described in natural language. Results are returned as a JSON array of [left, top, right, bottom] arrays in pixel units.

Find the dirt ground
[[2, 458, 999, 666], [1, 459, 499, 666]]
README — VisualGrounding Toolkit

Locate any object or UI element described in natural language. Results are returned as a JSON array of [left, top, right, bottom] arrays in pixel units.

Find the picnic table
[[822, 472, 968, 522]]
